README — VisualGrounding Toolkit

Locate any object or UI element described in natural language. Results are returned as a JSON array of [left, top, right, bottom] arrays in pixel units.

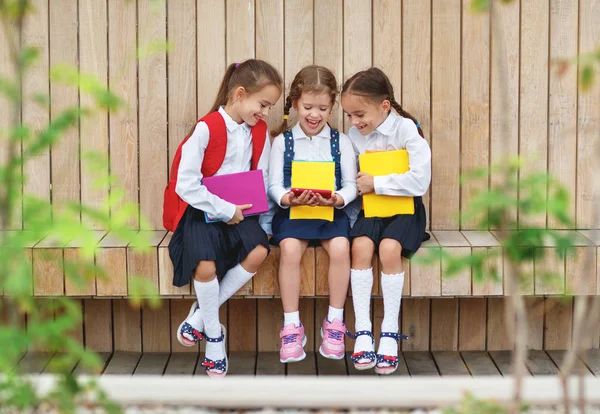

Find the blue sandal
[[200, 325, 227, 378], [176, 302, 203, 347], [375, 331, 408, 375], [347, 330, 376, 370]]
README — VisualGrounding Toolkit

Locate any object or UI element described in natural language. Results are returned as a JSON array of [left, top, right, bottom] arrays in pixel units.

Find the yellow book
[[359, 149, 414, 218], [290, 161, 335, 221]]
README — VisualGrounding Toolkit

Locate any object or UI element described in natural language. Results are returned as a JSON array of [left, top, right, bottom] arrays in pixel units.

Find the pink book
[[202, 169, 269, 223]]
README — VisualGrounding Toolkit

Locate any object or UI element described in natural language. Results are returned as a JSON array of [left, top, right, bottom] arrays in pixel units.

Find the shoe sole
[[319, 328, 345, 360], [280, 335, 308, 363], [353, 360, 377, 370], [176, 301, 198, 347], [374, 364, 398, 375], [206, 324, 228, 378]]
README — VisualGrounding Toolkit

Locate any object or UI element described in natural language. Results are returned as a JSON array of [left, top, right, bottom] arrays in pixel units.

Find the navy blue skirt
[[271, 207, 350, 245], [350, 196, 430, 258], [168, 205, 270, 287]]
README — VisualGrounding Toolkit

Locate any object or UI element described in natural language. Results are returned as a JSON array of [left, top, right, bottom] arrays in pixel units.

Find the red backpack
[[163, 111, 267, 231]]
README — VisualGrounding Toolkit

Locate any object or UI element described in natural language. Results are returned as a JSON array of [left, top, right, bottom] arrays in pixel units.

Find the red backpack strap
[[250, 119, 267, 170], [200, 111, 228, 177]]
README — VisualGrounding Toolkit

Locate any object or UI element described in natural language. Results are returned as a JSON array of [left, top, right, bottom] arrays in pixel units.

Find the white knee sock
[[194, 278, 225, 365], [351, 268, 374, 358], [377, 272, 404, 366], [187, 264, 255, 332]]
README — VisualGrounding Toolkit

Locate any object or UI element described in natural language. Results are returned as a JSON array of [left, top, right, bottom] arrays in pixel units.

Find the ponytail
[[270, 95, 293, 137], [389, 97, 424, 138]]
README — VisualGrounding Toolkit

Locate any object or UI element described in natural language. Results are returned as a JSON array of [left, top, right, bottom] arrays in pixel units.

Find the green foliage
[[443, 392, 529, 414], [0, 2, 161, 413]]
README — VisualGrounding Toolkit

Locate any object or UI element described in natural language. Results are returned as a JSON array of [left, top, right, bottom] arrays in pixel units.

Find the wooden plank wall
[[6, 296, 595, 353], [0, 0, 597, 231]]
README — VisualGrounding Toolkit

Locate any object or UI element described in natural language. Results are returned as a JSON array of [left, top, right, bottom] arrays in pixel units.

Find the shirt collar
[[291, 122, 331, 140], [375, 111, 399, 136], [218, 106, 251, 134]]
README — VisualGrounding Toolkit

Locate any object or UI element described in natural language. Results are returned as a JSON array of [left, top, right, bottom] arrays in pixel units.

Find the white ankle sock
[[327, 306, 344, 323], [194, 278, 225, 366], [377, 272, 404, 366], [284, 311, 301, 327], [351, 268, 374, 359], [187, 264, 256, 334]]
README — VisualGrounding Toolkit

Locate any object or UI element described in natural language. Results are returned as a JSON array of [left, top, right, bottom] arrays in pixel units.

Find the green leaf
[[580, 65, 594, 91], [471, 0, 489, 12]]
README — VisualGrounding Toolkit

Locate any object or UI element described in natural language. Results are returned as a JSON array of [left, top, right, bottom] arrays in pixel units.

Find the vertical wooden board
[[431, 0, 461, 230], [401, 256, 409, 296], [84, 299, 113, 352], [401, 298, 430, 351], [228, 299, 257, 352], [226, 0, 255, 64], [472, 247, 503, 296], [49, 0, 80, 217], [343, 0, 372, 131], [138, 0, 167, 229], [158, 233, 190, 296], [253, 245, 279, 296], [314, 298, 329, 348], [79, 0, 109, 229], [256, 0, 284, 127], [430, 298, 458, 351], [284, 0, 313, 127], [141, 300, 170, 353], [544, 297, 573, 350], [95, 235, 128, 296], [22, 0, 50, 227], [487, 298, 513, 351], [458, 298, 486, 351], [504, 249, 535, 296], [64, 299, 84, 350], [534, 247, 565, 295], [197, 0, 225, 117], [315, 246, 329, 296], [566, 247, 597, 295], [314, 0, 343, 128], [300, 247, 316, 296], [460, 0, 490, 230], [167, 0, 197, 175], [64, 248, 96, 296], [583, 296, 600, 349], [108, 0, 138, 226], [526, 297, 545, 350], [519, 0, 549, 229], [299, 298, 315, 352], [127, 231, 166, 293], [410, 247, 441, 297], [113, 299, 141, 352], [548, 0, 578, 228], [490, 0, 519, 226], [576, 0, 600, 228], [257, 299, 283, 352], [32, 247, 64, 297], [441, 247, 472, 296], [344, 297, 356, 352], [170, 299, 198, 353]]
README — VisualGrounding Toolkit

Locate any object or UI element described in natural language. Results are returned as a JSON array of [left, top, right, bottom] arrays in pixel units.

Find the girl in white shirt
[[268, 65, 358, 364], [168, 59, 282, 377], [341, 67, 431, 375]]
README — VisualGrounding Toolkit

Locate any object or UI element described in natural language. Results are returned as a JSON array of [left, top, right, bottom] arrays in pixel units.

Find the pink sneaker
[[319, 318, 346, 360], [279, 323, 307, 363]]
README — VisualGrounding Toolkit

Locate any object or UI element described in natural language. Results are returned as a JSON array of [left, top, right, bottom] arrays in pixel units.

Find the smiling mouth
[[306, 119, 320, 128]]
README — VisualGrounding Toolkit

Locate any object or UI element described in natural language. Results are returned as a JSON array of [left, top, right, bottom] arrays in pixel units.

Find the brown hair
[[208, 59, 283, 114], [271, 65, 338, 137], [341, 67, 424, 138]]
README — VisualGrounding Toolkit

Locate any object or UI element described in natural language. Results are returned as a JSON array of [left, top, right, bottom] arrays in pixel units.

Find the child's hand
[[357, 172, 375, 195], [227, 204, 252, 225], [286, 190, 317, 207], [314, 193, 342, 207]]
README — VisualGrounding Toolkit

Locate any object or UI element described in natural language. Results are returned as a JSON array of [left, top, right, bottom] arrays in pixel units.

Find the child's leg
[[218, 245, 268, 302], [350, 236, 376, 366], [278, 238, 309, 315], [376, 238, 406, 371], [321, 236, 351, 314]]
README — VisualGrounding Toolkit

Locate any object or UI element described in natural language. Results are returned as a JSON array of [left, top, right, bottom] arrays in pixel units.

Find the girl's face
[[341, 92, 390, 136], [294, 91, 333, 137], [232, 84, 281, 126]]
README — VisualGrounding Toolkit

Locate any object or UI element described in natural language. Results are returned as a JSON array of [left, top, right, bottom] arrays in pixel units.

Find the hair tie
[[415, 122, 420, 128], [283, 114, 289, 120], [235, 63, 240, 68]]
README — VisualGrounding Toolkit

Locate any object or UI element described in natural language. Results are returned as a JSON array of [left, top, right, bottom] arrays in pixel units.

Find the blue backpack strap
[[330, 128, 342, 190], [283, 130, 295, 188]]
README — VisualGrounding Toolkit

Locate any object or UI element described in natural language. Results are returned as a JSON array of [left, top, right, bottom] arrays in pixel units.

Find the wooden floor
[[14, 349, 600, 377]]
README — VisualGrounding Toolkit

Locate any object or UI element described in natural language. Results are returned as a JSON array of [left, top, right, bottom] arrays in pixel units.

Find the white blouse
[[268, 122, 358, 209], [347, 111, 431, 197], [175, 106, 273, 234]]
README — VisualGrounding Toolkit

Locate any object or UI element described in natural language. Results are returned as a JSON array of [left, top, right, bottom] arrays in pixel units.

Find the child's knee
[[351, 237, 375, 267], [280, 239, 304, 263], [244, 244, 268, 269], [193, 261, 217, 282], [327, 237, 350, 261], [378, 239, 402, 268]]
